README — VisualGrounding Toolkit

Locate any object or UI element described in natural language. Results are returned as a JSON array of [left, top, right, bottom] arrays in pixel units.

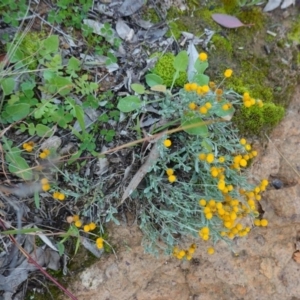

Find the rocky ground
[[63, 87, 300, 300]]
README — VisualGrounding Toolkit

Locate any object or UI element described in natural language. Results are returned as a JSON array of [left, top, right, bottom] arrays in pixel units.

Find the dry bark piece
[[120, 141, 160, 204]]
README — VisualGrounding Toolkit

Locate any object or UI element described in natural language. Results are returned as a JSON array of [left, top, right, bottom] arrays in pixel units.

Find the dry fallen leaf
[[264, 0, 295, 11], [212, 13, 250, 28], [292, 251, 300, 263]]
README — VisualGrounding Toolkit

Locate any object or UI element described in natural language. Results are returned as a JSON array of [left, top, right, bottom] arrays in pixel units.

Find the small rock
[[272, 178, 284, 189]]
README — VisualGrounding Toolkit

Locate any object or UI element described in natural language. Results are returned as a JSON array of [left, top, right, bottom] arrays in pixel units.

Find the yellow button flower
[[89, 222, 96, 230], [202, 85, 210, 93], [207, 247, 215, 255], [168, 175, 176, 183], [188, 102, 197, 110], [199, 106, 208, 114], [198, 52, 208, 61], [42, 184, 50, 192], [166, 168, 174, 176], [163, 139, 172, 147], [83, 225, 90, 232], [224, 69, 233, 78], [206, 153, 214, 163], [75, 220, 82, 227]]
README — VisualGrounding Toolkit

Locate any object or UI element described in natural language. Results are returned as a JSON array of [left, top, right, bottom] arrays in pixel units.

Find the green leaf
[[194, 59, 209, 74], [193, 74, 209, 86], [145, 74, 164, 87], [131, 83, 145, 94], [75, 105, 86, 132], [57, 242, 65, 256], [67, 56, 81, 72], [1, 77, 15, 95], [43, 35, 59, 53], [181, 113, 208, 136], [21, 80, 36, 92], [36, 124, 54, 137], [28, 123, 36, 135], [5, 147, 32, 180], [34, 191, 40, 209], [43, 70, 56, 81], [1, 228, 41, 235], [51, 76, 72, 96], [201, 139, 213, 152], [6, 103, 30, 121], [117, 96, 142, 112], [173, 51, 188, 72], [68, 150, 82, 164], [75, 237, 81, 254]]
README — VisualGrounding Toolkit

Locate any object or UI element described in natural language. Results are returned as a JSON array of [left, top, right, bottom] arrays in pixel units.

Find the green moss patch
[[152, 53, 187, 87]]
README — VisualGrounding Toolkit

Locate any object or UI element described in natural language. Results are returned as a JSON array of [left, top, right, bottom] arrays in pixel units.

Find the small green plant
[[48, 0, 93, 29], [151, 52, 188, 88], [0, 33, 120, 160], [118, 51, 270, 257], [0, 0, 28, 27]]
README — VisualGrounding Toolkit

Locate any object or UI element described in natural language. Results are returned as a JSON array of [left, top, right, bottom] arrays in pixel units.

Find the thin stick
[[265, 133, 300, 178]]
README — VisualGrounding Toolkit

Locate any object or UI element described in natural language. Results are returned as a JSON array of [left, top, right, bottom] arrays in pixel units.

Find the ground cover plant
[[0, 0, 299, 298]]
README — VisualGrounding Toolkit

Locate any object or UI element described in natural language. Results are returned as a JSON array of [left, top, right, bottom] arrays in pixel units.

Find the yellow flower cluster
[[41, 178, 51, 191], [166, 168, 176, 183], [198, 226, 210, 240], [96, 237, 104, 249], [197, 226, 216, 254], [188, 102, 197, 110], [222, 102, 232, 111], [243, 92, 264, 108], [254, 218, 268, 227], [184, 83, 210, 96], [83, 222, 96, 232], [71, 215, 97, 231], [173, 243, 196, 260], [69, 215, 103, 248], [188, 101, 213, 114], [53, 191, 66, 201], [23, 141, 35, 152], [230, 139, 257, 170], [71, 215, 82, 227], [39, 149, 50, 159], [199, 101, 212, 115], [197, 178, 269, 240], [198, 153, 214, 164]]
